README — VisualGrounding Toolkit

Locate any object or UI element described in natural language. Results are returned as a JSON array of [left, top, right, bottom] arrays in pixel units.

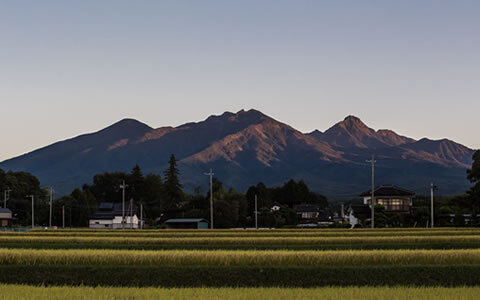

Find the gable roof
[[360, 185, 415, 197], [294, 204, 322, 213], [90, 202, 138, 220]]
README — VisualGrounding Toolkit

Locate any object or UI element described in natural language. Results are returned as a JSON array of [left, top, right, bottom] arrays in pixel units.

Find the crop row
[[1, 235, 480, 245], [8, 228, 480, 238], [1, 265, 479, 287], [2, 248, 480, 266], [1, 285, 480, 300]]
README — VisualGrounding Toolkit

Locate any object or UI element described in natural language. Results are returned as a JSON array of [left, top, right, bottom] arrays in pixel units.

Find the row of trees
[[0, 154, 328, 228], [0, 169, 47, 225], [3, 149, 479, 228]]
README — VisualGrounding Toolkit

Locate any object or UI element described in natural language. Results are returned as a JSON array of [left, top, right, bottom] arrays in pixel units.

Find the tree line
[[1, 150, 479, 228], [0, 154, 328, 228]]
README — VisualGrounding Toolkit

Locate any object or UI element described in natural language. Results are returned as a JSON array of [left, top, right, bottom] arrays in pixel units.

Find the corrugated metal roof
[[165, 218, 208, 223]]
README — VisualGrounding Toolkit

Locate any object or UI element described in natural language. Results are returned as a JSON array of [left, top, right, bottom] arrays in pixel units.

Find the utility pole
[[366, 155, 376, 229], [204, 169, 214, 229], [120, 180, 128, 229], [4, 188, 11, 208], [49, 187, 54, 228], [431, 183, 437, 228], [140, 203, 143, 230], [255, 194, 258, 229], [26, 195, 34, 228], [62, 205, 65, 229], [130, 198, 134, 229]]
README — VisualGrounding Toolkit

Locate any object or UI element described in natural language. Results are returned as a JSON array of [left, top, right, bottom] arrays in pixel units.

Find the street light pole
[[119, 180, 128, 229], [204, 169, 214, 229], [366, 155, 376, 229], [4, 188, 11, 208]]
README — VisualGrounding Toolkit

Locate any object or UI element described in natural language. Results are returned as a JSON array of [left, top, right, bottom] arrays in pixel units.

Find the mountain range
[[0, 109, 475, 199]]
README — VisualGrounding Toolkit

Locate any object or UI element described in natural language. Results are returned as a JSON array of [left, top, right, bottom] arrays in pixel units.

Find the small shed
[[0, 208, 13, 227], [164, 218, 209, 229]]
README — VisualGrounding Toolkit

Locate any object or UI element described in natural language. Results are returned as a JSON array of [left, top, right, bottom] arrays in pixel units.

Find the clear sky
[[0, 0, 479, 162]]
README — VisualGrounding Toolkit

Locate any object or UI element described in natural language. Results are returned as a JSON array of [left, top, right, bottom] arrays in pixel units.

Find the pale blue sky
[[0, 0, 479, 161]]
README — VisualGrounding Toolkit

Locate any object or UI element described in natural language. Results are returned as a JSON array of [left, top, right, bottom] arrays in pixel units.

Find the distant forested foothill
[[1, 150, 480, 228]]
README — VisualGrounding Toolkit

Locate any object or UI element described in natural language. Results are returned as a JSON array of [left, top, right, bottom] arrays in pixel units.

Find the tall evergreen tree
[[466, 150, 480, 216], [129, 164, 145, 202], [163, 154, 183, 210]]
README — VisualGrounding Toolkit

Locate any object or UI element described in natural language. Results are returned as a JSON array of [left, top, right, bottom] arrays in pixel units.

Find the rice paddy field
[[1, 228, 480, 299]]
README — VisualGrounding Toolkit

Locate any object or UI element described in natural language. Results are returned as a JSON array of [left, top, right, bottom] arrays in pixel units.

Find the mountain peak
[[107, 118, 152, 130], [343, 115, 362, 122], [340, 115, 369, 129], [96, 118, 153, 142]]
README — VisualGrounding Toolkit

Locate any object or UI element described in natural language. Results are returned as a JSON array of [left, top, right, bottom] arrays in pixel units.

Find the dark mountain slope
[[0, 110, 474, 198]]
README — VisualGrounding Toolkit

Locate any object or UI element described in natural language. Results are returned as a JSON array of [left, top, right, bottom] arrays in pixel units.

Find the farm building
[[294, 204, 322, 223], [89, 202, 140, 229], [0, 208, 13, 227], [164, 218, 209, 229]]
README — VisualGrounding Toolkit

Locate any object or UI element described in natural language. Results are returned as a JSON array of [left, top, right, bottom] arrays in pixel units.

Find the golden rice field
[[2, 228, 480, 298], [1, 234, 480, 247], [0, 285, 479, 300], [1, 248, 480, 266]]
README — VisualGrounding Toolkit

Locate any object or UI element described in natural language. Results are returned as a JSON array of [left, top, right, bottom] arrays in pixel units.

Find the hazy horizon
[[1, 1, 479, 161]]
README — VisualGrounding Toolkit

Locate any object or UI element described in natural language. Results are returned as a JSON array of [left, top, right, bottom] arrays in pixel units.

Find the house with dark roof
[[0, 208, 12, 227], [294, 204, 322, 223], [360, 185, 415, 213], [89, 202, 140, 229], [164, 218, 209, 229], [347, 185, 415, 228]]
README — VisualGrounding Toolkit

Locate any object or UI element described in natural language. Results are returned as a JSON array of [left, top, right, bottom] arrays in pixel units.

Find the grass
[[1, 285, 480, 300], [2, 248, 480, 266]]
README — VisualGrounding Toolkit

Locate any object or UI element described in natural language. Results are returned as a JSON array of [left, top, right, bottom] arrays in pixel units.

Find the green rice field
[[1, 228, 480, 298]]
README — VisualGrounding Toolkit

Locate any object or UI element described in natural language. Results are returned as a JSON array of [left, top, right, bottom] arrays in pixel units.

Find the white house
[[0, 208, 13, 227], [89, 202, 140, 229]]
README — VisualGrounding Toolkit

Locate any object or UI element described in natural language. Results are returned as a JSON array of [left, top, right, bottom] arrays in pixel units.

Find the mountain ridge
[[0, 109, 475, 198]]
